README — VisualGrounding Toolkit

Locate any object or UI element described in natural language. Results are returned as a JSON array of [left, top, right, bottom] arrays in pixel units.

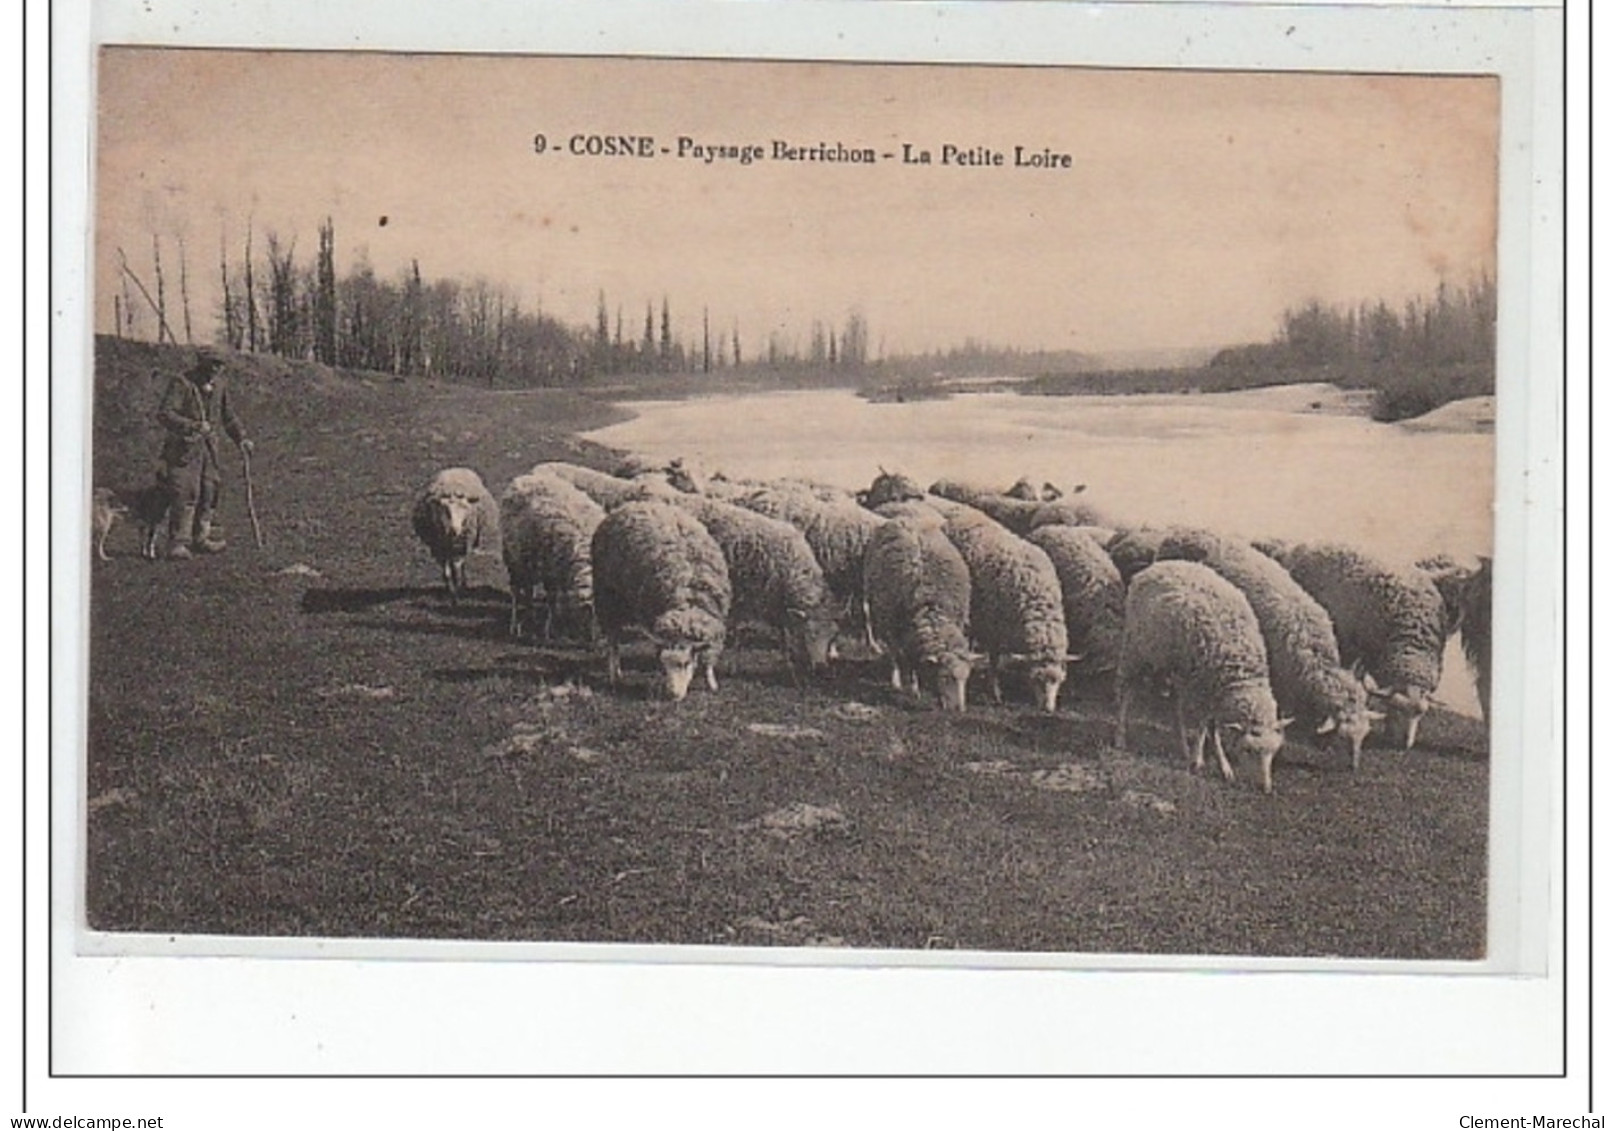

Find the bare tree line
[[113, 216, 875, 388]]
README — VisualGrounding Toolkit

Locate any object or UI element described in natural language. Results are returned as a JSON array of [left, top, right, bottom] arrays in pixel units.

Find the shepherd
[[154, 348, 255, 559]]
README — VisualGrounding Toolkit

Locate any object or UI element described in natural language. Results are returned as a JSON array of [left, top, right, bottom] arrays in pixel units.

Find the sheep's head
[[1024, 658, 1067, 712], [1364, 674, 1430, 750], [665, 458, 708, 495], [1006, 477, 1040, 501], [1314, 669, 1378, 768], [656, 643, 699, 701], [923, 653, 973, 712], [433, 494, 480, 543], [784, 609, 838, 676], [1223, 717, 1291, 795]]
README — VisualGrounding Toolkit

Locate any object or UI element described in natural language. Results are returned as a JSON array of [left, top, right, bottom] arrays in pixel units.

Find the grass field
[[83, 338, 1488, 958]]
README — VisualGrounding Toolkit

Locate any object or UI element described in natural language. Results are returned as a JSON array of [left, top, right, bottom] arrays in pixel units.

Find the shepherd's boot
[[166, 505, 195, 560], [191, 510, 228, 554]]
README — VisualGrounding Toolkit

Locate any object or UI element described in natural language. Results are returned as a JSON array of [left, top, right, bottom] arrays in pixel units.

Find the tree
[[702, 306, 711, 374], [177, 234, 194, 345], [218, 225, 239, 349], [314, 217, 338, 365], [243, 219, 260, 352], [151, 234, 168, 344], [263, 230, 299, 357], [659, 296, 673, 369]]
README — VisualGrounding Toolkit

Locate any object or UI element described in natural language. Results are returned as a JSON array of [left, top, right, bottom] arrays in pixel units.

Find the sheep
[[860, 469, 928, 510], [1026, 496, 1118, 532], [870, 498, 948, 527], [666, 492, 840, 682], [411, 467, 497, 599], [590, 501, 732, 701], [499, 470, 607, 641], [929, 478, 1042, 533], [612, 451, 669, 479], [536, 461, 676, 510], [1263, 542, 1450, 750], [1115, 561, 1291, 793], [728, 484, 887, 649], [1458, 557, 1493, 729], [1005, 477, 1077, 502], [1139, 529, 1378, 769], [664, 456, 709, 495], [941, 508, 1068, 711], [1419, 554, 1492, 729], [1105, 525, 1229, 583], [929, 478, 1115, 535], [863, 516, 975, 711], [1025, 526, 1126, 679]]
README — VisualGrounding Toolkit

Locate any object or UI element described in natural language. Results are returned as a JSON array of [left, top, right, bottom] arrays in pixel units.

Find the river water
[[584, 383, 1492, 715]]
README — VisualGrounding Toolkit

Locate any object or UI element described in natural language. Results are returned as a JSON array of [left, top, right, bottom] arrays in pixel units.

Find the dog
[[92, 484, 168, 560]]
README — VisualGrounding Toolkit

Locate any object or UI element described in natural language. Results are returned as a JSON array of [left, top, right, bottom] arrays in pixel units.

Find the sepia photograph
[[82, 47, 1504, 966]]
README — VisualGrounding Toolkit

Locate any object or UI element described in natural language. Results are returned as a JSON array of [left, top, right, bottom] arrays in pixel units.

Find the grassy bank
[[83, 339, 1488, 957]]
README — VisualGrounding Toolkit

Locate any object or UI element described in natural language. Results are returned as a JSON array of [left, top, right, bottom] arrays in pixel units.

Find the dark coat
[[157, 372, 246, 468]]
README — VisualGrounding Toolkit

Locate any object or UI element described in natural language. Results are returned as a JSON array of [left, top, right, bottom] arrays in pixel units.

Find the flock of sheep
[[411, 457, 1493, 795]]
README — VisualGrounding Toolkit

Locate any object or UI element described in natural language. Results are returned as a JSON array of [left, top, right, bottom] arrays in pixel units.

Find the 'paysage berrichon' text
[[533, 134, 1074, 170]]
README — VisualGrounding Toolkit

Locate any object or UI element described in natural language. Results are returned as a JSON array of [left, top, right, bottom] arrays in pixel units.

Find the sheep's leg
[[543, 593, 559, 643], [1401, 712, 1421, 751], [889, 657, 904, 691], [702, 653, 720, 692], [1175, 695, 1197, 769], [605, 638, 622, 686], [1114, 677, 1131, 752], [989, 654, 1004, 705], [1212, 727, 1236, 783]]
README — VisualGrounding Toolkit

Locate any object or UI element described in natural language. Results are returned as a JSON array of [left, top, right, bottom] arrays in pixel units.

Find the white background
[[24, 0, 1591, 1125]]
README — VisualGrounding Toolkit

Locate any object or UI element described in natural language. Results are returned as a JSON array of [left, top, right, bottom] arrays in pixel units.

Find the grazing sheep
[[863, 517, 975, 711], [667, 493, 840, 682], [941, 509, 1068, 711], [590, 501, 732, 701], [1026, 526, 1126, 678], [1116, 561, 1290, 793], [499, 470, 606, 641], [732, 485, 888, 628], [1143, 529, 1378, 769], [411, 467, 497, 598], [1264, 542, 1450, 750], [537, 461, 676, 510]]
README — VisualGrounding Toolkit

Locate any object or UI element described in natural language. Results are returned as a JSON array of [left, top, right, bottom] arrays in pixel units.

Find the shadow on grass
[[425, 651, 605, 687], [300, 584, 507, 616], [342, 616, 510, 644]]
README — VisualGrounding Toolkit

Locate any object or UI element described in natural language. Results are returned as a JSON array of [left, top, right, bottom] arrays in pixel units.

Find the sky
[[94, 49, 1499, 358]]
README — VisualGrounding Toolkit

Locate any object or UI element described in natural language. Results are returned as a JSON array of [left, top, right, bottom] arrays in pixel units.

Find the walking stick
[[241, 445, 266, 549]]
